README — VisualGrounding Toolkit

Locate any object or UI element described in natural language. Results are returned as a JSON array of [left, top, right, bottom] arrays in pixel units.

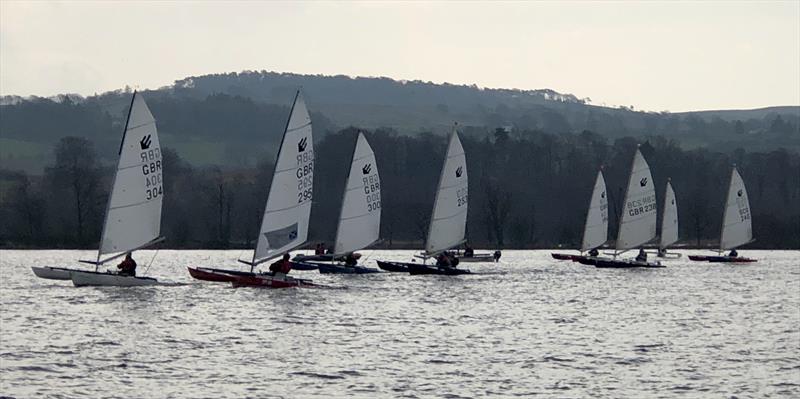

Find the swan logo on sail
[[601, 191, 606, 199], [298, 138, 308, 153], [737, 189, 743, 197], [140, 134, 152, 150], [639, 177, 648, 187], [362, 164, 372, 175], [456, 166, 463, 178]]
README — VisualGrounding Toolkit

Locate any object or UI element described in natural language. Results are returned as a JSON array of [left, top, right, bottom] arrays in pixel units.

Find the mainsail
[[253, 91, 314, 263], [615, 148, 657, 251], [425, 129, 468, 255], [333, 132, 381, 255], [660, 180, 679, 250], [99, 92, 163, 257], [719, 167, 752, 250], [581, 170, 609, 252]]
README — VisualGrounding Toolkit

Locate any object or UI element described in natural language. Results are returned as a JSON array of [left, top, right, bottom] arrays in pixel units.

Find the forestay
[[581, 170, 609, 252], [616, 148, 657, 251], [99, 93, 163, 256], [719, 167, 752, 250], [425, 130, 468, 255], [253, 91, 314, 263], [660, 180, 679, 249], [334, 132, 381, 255]]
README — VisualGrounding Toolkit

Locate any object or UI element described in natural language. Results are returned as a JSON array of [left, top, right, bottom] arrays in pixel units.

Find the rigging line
[[143, 249, 159, 276]]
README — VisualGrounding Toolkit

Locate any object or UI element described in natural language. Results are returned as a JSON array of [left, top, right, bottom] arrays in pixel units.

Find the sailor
[[269, 253, 293, 279], [588, 248, 599, 257], [657, 248, 667, 257], [344, 253, 358, 267], [635, 248, 647, 262], [315, 243, 324, 255], [493, 250, 502, 262], [464, 244, 474, 258], [728, 249, 738, 257], [117, 252, 137, 276], [436, 253, 452, 268]]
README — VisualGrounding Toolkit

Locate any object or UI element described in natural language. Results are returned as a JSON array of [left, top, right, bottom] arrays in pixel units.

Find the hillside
[[1, 71, 799, 173]]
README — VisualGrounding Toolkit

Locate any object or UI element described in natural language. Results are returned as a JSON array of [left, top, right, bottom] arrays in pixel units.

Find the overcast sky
[[1, 1, 798, 112]]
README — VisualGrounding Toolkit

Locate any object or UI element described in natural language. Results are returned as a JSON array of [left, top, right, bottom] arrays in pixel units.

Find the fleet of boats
[[31, 91, 759, 288]]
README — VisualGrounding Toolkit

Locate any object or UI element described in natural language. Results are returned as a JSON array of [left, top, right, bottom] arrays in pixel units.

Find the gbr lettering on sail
[[140, 134, 163, 201]]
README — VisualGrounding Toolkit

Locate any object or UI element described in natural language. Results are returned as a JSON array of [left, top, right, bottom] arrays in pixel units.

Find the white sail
[[253, 91, 314, 263], [660, 180, 679, 249], [333, 132, 381, 255], [425, 130, 468, 255], [719, 167, 752, 250], [99, 93, 163, 255], [616, 148, 657, 251], [581, 170, 609, 252]]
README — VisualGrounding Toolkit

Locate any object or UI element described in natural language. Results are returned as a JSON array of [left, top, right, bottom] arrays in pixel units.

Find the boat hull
[[407, 263, 471, 275], [71, 270, 159, 287], [290, 261, 319, 271], [376, 260, 411, 272], [31, 266, 75, 280], [551, 253, 579, 261], [230, 274, 316, 289], [188, 267, 255, 282], [456, 253, 497, 263], [688, 255, 757, 263], [315, 263, 380, 274], [593, 258, 665, 268]]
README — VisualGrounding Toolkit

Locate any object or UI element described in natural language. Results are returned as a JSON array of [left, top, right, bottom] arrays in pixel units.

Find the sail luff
[[333, 132, 381, 255], [615, 147, 657, 251], [580, 170, 609, 252], [98, 92, 163, 256], [252, 90, 314, 263], [425, 128, 468, 255], [719, 167, 753, 251]]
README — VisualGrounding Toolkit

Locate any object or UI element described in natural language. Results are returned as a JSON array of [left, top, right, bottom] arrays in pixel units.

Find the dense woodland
[[1, 72, 799, 249], [1, 128, 798, 250]]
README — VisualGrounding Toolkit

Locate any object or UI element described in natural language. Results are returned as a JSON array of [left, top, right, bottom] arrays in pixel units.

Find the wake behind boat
[[689, 166, 757, 264], [32, 92, 168, 286], [376, 127, 471, 276]]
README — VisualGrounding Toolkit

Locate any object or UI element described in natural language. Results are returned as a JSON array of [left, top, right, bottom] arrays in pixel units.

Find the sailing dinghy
[[376, 128, 471, 275], [656, 179, 681, 258], [578, 147, 664, 268], [297, 132, 382, 274], [30, 92, 167, 286], [187, 90, 319, 287], [551, 169, 608, 263], [688, 166, 756, 263]]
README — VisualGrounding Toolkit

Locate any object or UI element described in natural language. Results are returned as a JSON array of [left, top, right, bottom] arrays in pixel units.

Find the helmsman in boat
[[117, 253, 137, 276], [635, 248, 647, 263], [269, 253, 293, 279]]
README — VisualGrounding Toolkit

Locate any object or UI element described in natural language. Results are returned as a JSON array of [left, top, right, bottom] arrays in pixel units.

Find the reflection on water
[[1, 249, 799, 398]]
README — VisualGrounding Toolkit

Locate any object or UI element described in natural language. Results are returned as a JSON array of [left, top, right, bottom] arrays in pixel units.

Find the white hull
[[70, 270, 158, 287], [31, 266, 76, 280], [456, 253, 497, 263]]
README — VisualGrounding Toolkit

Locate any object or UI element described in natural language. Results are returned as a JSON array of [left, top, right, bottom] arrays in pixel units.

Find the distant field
[[0, 138, 50, 173]]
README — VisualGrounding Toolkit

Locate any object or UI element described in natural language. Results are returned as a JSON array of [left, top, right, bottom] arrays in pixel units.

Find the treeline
[[2, 128, 799, 249]]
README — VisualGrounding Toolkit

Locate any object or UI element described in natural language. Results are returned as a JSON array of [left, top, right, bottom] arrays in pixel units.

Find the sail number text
[[457, 187, 468, 207], [626, 194, 655, 217], [141, 147, 163, 201], [296, 149, 314, 204], [362, 173, 381, 212], [737, 199, 750, 222]]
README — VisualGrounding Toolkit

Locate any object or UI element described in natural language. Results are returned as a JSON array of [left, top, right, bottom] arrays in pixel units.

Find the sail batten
[[425, 129, 468, 255], [719, 167, 752, 250], [615, 148, 657, 251], [333, 132, 381, 255], [98, 93, 164, 256], [581, 170, 609, 252]]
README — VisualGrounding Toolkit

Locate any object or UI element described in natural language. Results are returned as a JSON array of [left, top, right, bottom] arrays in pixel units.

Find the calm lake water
[[1, 249, 799, 398]]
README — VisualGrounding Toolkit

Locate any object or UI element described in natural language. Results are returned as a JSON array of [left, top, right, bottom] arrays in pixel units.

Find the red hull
[[187, 267, 250, 282], [230, 275, 316, 289]]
